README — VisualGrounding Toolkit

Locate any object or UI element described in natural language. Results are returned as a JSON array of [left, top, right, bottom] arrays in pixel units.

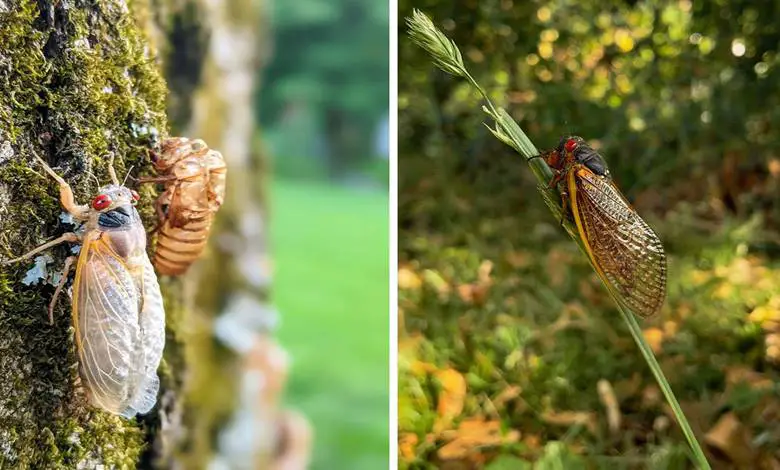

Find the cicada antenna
[[90, 172, 100, 192], [106, 152, 119, 185], [122, 165, 135, 186]]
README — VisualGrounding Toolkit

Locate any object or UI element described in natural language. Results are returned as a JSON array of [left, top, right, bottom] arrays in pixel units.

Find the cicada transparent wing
[[133, 252, 166, 415], [72, 232, 164, 417], [567, 165, 667, 318]]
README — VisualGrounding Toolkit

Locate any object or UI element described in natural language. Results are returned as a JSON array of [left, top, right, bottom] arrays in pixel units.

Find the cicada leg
[[32, 155, 90, 220], [145, 196, 167, 235], [135, 175, 177, 184], [1, 232, 80, 265], [558, 189, 570, 227], [47, 255, 77, 325], [145, 188, 174, 236], [548, 170, 564, 189]]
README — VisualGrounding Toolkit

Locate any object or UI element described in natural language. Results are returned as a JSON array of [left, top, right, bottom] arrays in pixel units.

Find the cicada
[[2, 155, 165, 418], [137, 137, 227, 276], [539, 136, 667, 318]]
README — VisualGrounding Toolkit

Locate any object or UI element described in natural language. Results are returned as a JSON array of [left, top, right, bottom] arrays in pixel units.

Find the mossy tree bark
[[0, 1, 288, 468], [0, 0, 178, 467]]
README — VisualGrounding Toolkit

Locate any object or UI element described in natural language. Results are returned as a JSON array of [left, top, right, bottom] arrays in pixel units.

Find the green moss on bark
[[0, 0, 171, 467]]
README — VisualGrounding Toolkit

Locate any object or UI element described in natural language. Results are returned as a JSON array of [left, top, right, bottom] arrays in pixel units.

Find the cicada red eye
[[130, 190, 140, 205], [564, 138, 578, 153], [92, 194, 112, 210]]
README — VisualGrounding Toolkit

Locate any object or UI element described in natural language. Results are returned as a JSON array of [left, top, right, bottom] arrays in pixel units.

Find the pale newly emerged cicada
[[2, 155, 165, 418], [138, 137, 227, 276]]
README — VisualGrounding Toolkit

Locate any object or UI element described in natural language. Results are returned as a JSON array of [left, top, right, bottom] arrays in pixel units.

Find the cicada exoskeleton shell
[[541, 136, 667, 318], [144, 137, 227, 276]]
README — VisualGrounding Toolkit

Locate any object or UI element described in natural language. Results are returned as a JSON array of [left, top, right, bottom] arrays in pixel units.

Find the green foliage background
[[399, 1, 780, 468], [258, 0, 389, 180]]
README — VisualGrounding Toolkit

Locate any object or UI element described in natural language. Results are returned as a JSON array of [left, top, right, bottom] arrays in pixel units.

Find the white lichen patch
[[214, 294, 278, 354], [129, 122, 159, 140], [76, 452, 113, 470], [0, 183, 9, 226], [0, 141, 13, 164], [59, 212, 76, 226], [67, 432, 81, 445], [72, 37, 91, 49], [212, 369, 276, 470], [22, 254, 53, 286]]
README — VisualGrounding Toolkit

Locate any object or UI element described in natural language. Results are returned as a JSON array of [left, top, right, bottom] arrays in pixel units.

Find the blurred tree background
[[258, 0, 389, 183], [260, 0, 389, 469], [398, 1, 780, 469]]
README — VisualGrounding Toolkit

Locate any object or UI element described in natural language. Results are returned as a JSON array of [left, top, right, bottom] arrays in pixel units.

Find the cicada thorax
[[541, 136, 667, 318], [150, 137, 227, 276]]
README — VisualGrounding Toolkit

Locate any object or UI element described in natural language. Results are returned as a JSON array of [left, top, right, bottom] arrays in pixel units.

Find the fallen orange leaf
[[457, 283, 490, 305], [642, 327, 665, 354], [398, 266, 422, 290], [704, 412, 756, 466], [540, 410, 598, 435], [457, 260, 494, 305], [492, 385, 521, 408], [662, 320, 679, 337], [434, 368, 467, 432], [725, 366, 774, 391], [437, 418, 520, 461], [399, 433, 419, 462], [748, 305, 780, 329]]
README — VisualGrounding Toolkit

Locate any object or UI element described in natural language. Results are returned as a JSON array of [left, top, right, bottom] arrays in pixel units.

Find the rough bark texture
[[0, 0, 171, 467], [0, 1, 295, 468]]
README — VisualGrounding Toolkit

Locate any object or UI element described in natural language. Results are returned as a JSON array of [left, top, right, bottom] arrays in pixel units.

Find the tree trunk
[[0, 0, 172, 467], [156, 1, 312, 469], [0, 1, 306, 467]]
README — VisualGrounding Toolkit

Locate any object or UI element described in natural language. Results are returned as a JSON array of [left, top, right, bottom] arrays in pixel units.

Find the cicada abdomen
[[143, 137, 227, 276], [73, 199, 165, 416], [2, 156, 166, 417], [541, 136, 667, 318]]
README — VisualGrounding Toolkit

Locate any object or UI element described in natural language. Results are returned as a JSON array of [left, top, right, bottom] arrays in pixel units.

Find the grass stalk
[[406, 9, 711, 469]]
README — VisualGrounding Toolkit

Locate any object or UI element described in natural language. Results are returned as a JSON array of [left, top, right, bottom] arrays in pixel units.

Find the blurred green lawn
[[271, 178, 389, 469]]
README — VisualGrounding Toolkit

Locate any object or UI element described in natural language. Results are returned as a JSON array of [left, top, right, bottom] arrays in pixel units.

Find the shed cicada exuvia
[[137, 137, 227, 276], [537, 136, 667, 318]]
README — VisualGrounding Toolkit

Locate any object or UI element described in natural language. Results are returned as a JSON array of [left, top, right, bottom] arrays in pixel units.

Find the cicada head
[[91, 185, 142, 230], [541, 148, 564, 171], [556, 135, 586, 156], [557, 135, 611, 178], [151, 137, 209, 171]]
